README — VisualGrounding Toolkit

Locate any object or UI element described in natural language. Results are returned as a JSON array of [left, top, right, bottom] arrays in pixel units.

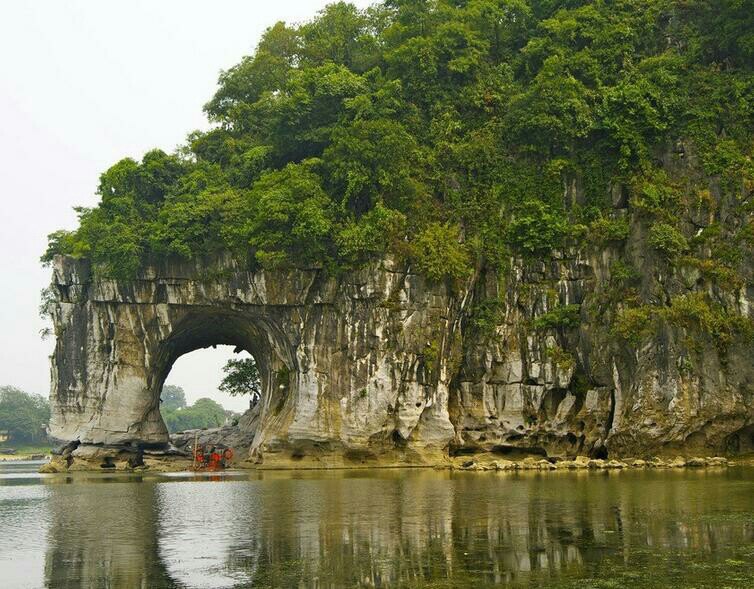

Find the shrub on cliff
[[412, 222, 472, 282], [532, 305, 582, 331], [506, 200, 567, 255], [648, 222, 689, 258]]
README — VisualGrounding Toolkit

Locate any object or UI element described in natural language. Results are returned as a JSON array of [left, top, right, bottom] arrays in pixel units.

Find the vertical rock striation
[[48, 233, 754, 465]]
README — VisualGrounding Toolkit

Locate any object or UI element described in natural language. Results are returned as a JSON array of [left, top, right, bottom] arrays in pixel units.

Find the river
[[1, 461, 753, 588]]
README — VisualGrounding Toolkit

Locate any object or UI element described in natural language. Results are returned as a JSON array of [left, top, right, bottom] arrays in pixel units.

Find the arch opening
[[162, 346, 257, 425], [147, 311, 295, 454]]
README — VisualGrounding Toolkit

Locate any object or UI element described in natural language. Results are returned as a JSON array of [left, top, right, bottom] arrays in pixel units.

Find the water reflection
[[154, 469, 754, 587], [42, 475, 172, 588], [0, 464, 752, 588], [0, 462, 49, 589], [156, 480, 260, 588]]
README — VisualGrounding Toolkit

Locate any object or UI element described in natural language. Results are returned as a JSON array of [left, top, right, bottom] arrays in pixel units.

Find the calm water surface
[[1, 461, 753, 588]]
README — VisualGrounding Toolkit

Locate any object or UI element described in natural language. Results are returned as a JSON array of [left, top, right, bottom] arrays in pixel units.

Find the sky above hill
[[0, 0, 372, 411]]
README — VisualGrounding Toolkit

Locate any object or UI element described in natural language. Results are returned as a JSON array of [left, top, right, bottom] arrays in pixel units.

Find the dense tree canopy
[[0, 386, 50, 444], [43, 1, 754, 286], [160, 391, 231, 434]]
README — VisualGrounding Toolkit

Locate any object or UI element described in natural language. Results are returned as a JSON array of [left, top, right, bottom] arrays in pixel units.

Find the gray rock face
[[48, 241, 754, 464], [170, 407, 260, 454]]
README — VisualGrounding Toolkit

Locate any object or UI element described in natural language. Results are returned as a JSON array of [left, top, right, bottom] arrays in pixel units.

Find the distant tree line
[[0, 386, 50, 445], [0, 359, 259, 442], [160, 385, 240, 434]]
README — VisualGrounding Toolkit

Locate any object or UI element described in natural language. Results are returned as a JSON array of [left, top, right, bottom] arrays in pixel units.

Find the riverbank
[[447, 454, 734, 471], [38, 451, 751, 474], [0, 446, 52, 462]]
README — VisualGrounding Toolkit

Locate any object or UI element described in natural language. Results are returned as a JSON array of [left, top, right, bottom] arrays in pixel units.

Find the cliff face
[[49, 208, 754, 464], [49, 254, 461, 464], [458, 249, 753, 460]]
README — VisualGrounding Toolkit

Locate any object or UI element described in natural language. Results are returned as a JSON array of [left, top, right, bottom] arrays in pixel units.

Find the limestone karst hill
[[43, 1, 754, 466]]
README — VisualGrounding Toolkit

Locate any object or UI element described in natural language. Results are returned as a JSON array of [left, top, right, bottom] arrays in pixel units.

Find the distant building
[[0, 431, 9, 443]]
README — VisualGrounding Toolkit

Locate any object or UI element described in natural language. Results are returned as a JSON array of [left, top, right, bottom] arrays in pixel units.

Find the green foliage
[[506, 200, 567, 255], [161, 397, 228, 434], [648, 222, 689, 258], [42, 0, 754, 291], [336, 203, 407, 265], [546, 345, 576, 371], [599, 53, 685, 170], [628, 170, 682, 216], [532, 304, 581, 330], [613, 306, 656, 345], [412, 222, 472, 282], [41, 230, 82, 265], [609, 260, 640, 292], [245, 163, 336, 268], [97, 151, 183, 205], [589, 215, 630, 244], [0, 386, 50, 444], [467, 298, 505, 338], [681, 257, 744, 291], [662, 293, 753, 351], [505, 55, 594, 155], [161, 385, 187, 412], [147, 163, 238, 259], [614, 293, 754, 352], [204, 22, 299, 120], [219, 357, 262, 399], [683, 0, 754, 68], [422, 338, 441, 370], [324, 118, 420, 215]]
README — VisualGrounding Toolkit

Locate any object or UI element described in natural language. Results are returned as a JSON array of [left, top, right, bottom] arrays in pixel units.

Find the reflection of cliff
[[155, 480, 261, 588], [39, 470, 754, 587], [225, 471, 585, 586], [43, 477, 173, 588], [186, 470, 753, 587]]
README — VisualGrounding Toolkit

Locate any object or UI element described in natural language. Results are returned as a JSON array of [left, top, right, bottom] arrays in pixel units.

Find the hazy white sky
[[0, 0, 372, 411]]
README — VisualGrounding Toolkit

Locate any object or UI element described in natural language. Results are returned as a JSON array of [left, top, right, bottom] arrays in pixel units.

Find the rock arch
[[152, 309, 295, 449], [47, 249, 754, 465], [48, 254, 458, 465]]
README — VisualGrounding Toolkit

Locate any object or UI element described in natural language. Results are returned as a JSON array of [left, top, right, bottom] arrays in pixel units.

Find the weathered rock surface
[[48, 236, 754, 467], [170, 425, 256, 455]]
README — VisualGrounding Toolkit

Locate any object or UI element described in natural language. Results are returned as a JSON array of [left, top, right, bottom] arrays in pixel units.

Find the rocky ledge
[[39, 451, 737, 474], [449, 455, 733, 472]]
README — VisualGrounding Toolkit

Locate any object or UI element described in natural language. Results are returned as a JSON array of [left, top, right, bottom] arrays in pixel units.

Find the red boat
[[191, 442, 233, 471]]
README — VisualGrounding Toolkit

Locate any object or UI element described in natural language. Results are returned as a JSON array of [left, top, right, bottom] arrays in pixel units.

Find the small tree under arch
[[219, 357, 262, 407]]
